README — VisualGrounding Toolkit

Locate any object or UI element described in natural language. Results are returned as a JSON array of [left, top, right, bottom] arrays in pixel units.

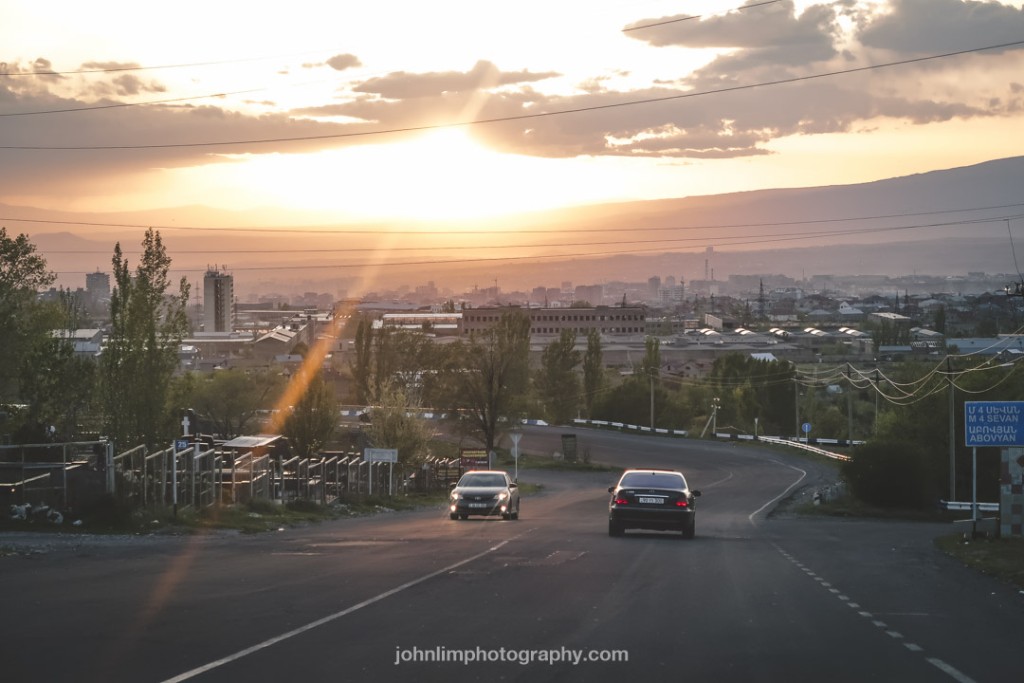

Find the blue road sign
[[965, 401, 1024, 447], [802, 422, 812, 434]]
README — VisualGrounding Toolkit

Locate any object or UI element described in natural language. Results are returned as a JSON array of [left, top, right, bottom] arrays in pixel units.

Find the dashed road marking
[[771, 542, 978, 683]]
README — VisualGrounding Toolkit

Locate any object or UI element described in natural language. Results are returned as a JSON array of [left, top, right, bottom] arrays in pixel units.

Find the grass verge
[[0, 491, 451, 536], [496, 452, 617, 473], [935, 534, 1024, 590], [791, 497, 961, 523]]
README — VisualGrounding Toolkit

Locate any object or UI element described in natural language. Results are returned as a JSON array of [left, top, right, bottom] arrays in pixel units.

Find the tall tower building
[[86, 270, 110, 299], [85, 270, 111, 314], [203, 267, 235, 333]]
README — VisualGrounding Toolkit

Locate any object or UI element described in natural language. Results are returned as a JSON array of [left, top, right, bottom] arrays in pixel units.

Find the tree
[[101, 228, 190, 450], [282, 372, 338, 458], [592, 376, 671, 428], [536, 329, 581, 425], [582, 328, 604, 418], [365, 382, 433, 465], [706, 354, 795, 435], [18, 290, 96, 440], [447, 309, 531, 453], [184, 369, 284, 439], [934, 305, 946, 335], [638, 336, 661, 378], [350, 322, 439, 406], [0, 228, 56, 402], [351, 316, 374, 404]]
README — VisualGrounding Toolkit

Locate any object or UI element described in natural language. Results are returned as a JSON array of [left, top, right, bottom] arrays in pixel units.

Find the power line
[[6, 202, 1023, 236], [44, 214, 1024, 273], [32, 213, 1024, 257], [5, 39, 1022, 151], [623, 0, 781, 32]]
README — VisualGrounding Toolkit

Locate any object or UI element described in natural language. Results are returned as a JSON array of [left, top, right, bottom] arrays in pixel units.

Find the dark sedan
[[608, 468, 701, 538], [449, 470, 520, 520]]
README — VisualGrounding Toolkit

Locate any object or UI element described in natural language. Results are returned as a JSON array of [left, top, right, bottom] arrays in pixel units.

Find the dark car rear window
[[619, 471, 686, 490]]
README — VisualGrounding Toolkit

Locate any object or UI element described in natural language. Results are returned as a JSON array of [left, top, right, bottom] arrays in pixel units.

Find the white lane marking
[[927, 658, 978, 683], [748, 460, 807, 523], [773, 544, 979, 683], [703, 470, 736, 488], [160, 539, 514, 683]]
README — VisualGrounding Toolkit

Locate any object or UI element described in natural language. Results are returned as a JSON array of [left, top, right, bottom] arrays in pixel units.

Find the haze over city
[[3, 0, 1024, 295]]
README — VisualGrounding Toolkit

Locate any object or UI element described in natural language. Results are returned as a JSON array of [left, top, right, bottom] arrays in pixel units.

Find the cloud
[[625, 0, 839, 58], [326, 53, 362, 71], [352, 61, 559, 99], [2, 1, 1023, 205], [860, 0, 1024, 54], [587, 0, 1024, 159]]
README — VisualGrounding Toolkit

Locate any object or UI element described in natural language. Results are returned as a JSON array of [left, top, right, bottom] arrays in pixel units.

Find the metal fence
[[1, 440, 112, 514], [5, 438, 464, 514]]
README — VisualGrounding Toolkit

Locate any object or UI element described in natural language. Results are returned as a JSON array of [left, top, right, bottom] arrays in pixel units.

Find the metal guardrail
[[758, 436, 852, 462], [940, 500, 998, 512]]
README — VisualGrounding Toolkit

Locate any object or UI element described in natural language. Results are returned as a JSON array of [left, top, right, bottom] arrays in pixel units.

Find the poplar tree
[[582, 328, 604, 418], [536, 329, 580, 425], [101, 229, 190, 450]]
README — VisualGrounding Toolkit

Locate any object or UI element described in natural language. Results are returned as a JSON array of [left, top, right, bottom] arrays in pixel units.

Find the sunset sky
[[3, 0, 1023, 227]]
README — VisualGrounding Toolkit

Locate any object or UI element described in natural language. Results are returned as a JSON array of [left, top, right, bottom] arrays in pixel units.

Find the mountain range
[[5, 155, 1024, 296]]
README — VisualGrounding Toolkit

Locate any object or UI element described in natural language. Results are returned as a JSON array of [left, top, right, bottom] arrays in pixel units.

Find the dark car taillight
[[675, 499, 689, 507], [614, 497, 629, 505]]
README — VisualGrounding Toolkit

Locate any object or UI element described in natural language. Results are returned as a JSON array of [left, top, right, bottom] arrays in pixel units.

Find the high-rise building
[[86, 270, 110, 299], [203, 268, 235, 333], [84, 270, 111, 314]]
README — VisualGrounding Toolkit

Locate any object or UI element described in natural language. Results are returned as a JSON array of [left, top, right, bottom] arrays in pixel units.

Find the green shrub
[[842, 440, 939, 509], [81, 493, 135, 527], [285, 499, 322, 513], [246, 498, 278, 515]]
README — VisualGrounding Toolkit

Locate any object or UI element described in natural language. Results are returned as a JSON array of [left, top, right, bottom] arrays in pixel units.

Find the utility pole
[[948, 357, 956, 501], [650, 372, 655, 429], [847, 363, 854, 442], [874, 368, 880, 434], [793, 377, 800, 439]]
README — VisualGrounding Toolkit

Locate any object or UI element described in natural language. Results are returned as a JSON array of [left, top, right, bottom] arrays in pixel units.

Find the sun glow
[[191, 129, 627, 222]]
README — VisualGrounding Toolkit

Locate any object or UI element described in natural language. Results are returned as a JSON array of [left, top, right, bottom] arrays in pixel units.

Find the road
[[3, 427, 1022, 683]]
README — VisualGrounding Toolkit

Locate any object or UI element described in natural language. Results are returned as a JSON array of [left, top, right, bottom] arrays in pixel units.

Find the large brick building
[[460, 305, 646, 337]]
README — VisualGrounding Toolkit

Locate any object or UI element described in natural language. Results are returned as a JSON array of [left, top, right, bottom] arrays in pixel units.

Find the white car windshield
[[460, 473, 506, 487]]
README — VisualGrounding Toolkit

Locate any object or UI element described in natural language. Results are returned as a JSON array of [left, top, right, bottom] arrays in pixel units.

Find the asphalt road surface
[[3, 427, 1022, 683]]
